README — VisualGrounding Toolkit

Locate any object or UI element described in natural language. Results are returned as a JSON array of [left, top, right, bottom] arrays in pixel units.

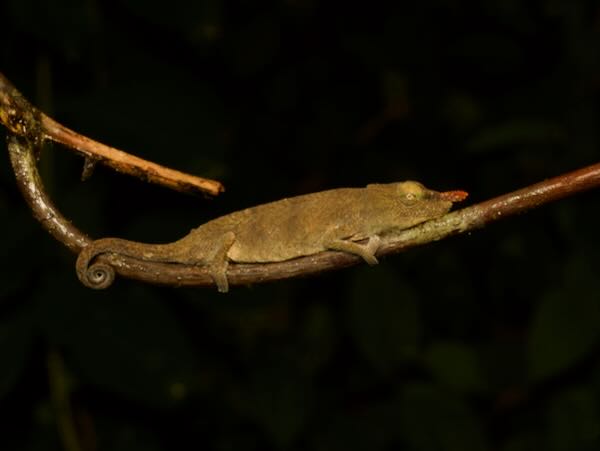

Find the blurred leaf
[[199, 285, 293, 354], [502, 432, 545, 451], [449, 33, 524, 77], [96, 414, 163, 451], [0, 209, 38, 298], [528, 290, 600, 380], [3, 1, 600, 449], [312, 402, 400, 451], [0, 312, 34, 398], [480, 340, 527, 393], [23, 407, 62, 451], [267, 68, 300, 114], [528, 256, 600, 381], [231, 366, 310, 448], [467, 119, 566, 152], [381, 71, 408, 106], [348, 267, 420, 373], [546, 387, 600, 451], [225, 13, 281, 76], [119, 0, 222, 42], [60, 66, 227, 176], [399, 383, 488, 451], [299, 304, 336, 375], [6, 0, 100, 59], [441, 92, 483, 132], [424, 342, 487, 394], [39, 281, 199, 406]]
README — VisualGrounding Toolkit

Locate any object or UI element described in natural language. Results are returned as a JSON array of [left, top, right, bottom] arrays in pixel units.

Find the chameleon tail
[[76, 238, 120, 289], [76, 238, 172, 289]]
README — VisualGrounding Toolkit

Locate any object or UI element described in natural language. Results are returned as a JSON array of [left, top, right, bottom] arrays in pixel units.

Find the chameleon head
[[394, 180, 468, 223]]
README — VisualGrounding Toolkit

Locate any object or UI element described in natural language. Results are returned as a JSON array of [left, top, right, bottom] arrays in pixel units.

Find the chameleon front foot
[[326, 235, 381, 265]]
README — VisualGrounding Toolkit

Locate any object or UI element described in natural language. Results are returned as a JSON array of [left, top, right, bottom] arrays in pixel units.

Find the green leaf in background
[[501, 432, 545, 451], [0, 207, 38, 298], [545, 387, 600, 451], [0, 311, 34, 398], [528, 255, 600, 381], [231, 366, 310, 449], [60, 64, 227, 178], [311, 401, 402, 451], [466, 119, 566, 152], [6, 0, 100, 59], [95, 414, 163, 451], [441, 92, 483, 133], [398, 383, 488, 451], [424, 341, 487, 394], [38, 282, 199, 406], [348, 267, 420, 373], [381, 71, 408, 109], [21, 407, 62, 451], [3, 1, 600, 449], [298, 303, 336, 376], [225, 12, 281, 76], [119, 0, 222, 43]]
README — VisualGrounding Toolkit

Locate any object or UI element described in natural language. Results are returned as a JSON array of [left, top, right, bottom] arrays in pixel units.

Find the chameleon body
[[76, 181, 467, 292]]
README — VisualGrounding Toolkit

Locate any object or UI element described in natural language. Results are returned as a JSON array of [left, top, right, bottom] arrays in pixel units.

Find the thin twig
[[8, 130, 600, 290], [40, 115, 224, 196], [94, 161, 600, 289], [0, 72, 224, 196], [5, 73, 600, 291]]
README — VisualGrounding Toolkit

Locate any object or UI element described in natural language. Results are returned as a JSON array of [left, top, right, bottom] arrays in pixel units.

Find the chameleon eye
[[398, 181, 425, 205], [403, 191, 419, 205]]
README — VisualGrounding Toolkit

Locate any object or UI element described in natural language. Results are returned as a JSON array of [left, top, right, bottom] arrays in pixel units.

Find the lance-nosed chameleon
[[76, 181, 467, 292]]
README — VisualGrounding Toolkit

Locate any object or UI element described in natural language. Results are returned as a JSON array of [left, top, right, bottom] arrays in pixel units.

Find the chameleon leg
[[206, 231, 236, 293], [325, 235, 381, 265]]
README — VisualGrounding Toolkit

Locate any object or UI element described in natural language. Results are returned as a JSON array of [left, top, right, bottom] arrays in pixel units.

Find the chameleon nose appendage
[[439, 190, 469, 203]]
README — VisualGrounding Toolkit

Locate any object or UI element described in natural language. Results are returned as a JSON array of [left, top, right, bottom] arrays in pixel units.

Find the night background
[[2, 1, 600, 450]]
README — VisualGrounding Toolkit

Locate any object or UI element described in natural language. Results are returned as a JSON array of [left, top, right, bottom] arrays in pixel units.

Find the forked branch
[[4, 72, 600, 291], [8, 132, 600, 291], [0, 72, 224, 196]]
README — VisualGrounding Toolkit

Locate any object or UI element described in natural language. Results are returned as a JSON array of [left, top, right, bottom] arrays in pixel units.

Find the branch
[[9, 128, 600, 291], [0, 72, 224, 196], [94, 161, 600, 289], [7, 134, 90, 253], [5, 73, 600, 291]]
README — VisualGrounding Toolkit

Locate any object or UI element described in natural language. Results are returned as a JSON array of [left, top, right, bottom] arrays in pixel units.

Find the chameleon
[[76, 181, 467, 292]]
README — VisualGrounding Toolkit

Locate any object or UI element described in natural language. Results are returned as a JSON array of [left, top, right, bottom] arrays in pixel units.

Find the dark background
[[2, 1, 600, 450]]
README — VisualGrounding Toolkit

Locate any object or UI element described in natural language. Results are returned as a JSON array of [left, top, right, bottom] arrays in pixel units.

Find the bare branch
[[7, 134, 90, 253], [40, 115, 224, 196], [96, 160, 600, 290], [5, 72, 600, 292], [0, 72, 224, 196]]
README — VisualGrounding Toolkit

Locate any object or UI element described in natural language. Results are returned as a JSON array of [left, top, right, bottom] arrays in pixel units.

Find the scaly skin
[[76, 181, 467, 292]]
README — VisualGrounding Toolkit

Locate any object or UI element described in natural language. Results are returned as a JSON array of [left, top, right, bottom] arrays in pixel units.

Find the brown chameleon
[[76, 181, 467, 292]]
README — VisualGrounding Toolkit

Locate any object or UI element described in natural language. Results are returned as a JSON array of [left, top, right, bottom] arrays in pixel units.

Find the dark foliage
[[2, 1, 600, 450]]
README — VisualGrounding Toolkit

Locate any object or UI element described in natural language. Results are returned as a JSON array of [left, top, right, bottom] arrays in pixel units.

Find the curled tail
[[76, 238, 170, 289]]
